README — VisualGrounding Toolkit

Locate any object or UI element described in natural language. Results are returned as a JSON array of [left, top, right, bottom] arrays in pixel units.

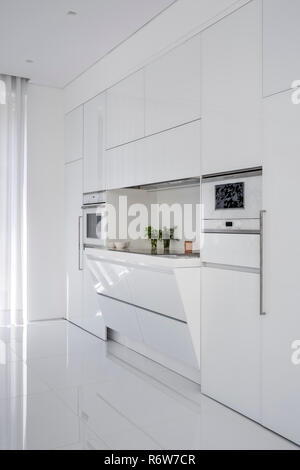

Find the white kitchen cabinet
[[81, 253, 107, 340], [145, 35, 201, 135], [105, 120, 201, 189], [201, 0, 262, 174], [106, 71, 145, 149], [65, 159, 83, 325], [83, 93, 106, 193], [201, 267, 261, 422], [262, 90, 300, 445], [84, 255, 133, 304], [65, 106, 83, 163], [138, 309, 198, 368], [97, 295, 143, 343], [202, 233, 260, 269], [263, 0, 300, 97], [85, 252, 185, 322], [128, 267, 185, 322]]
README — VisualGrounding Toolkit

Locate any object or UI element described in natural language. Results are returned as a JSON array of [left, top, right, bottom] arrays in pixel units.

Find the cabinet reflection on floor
[[0, 320, 297, 450]]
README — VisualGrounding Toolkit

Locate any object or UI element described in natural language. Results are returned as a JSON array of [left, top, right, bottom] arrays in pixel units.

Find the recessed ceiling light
[[25, 59, 34, 64], [67, 10, 77, 16]]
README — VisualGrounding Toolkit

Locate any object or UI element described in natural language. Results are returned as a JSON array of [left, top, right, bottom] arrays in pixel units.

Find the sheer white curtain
[[0, 75, 28, 325]]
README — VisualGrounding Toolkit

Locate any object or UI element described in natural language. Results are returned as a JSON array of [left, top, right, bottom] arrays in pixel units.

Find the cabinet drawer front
[[85, 256, 132, 304], [98, 295, 143, 342], [128, 268, 185, 322], [202, 233, 260, 269], [138, 309, 198, 368]]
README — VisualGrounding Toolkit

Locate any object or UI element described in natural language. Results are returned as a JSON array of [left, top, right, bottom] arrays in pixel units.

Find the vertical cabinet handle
[[78, 215, 83, 271], [260, 210, 266, 316]]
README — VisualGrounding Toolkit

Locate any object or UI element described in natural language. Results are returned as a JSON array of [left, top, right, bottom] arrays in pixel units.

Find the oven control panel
[[203, 218, 260, 233], [83, 191, 106, 206]]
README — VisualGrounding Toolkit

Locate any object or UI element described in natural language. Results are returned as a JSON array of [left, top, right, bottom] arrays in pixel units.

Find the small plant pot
[[163, 239, 170, 252], [151, 239, 158, 253]]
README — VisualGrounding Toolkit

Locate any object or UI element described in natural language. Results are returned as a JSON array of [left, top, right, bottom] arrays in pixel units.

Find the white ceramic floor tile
[[0, 340, 22, 364], [197, 395, 298, 450], [54, 383, 161, 449], [0, 325, 24, 343], [10, 321, 107, 360], [0, 320, 298, 450], [56, 426, 110, 450], [27, 351, 130, 390], [0, 361, 50, 400], [0, 391, 97, 450], [143, 396, 298, 450], [102, 427, 162, 451], [54, 373, 196, 426], [107, 339, 202, 404], [57, 439, 109, 450]]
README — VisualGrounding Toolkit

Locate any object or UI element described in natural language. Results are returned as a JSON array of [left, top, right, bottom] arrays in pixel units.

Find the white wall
[[64, 0, 251, 112], [27, 84, 65, 321]]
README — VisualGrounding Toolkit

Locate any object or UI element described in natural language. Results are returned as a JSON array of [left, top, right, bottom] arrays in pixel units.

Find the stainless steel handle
[[78, 215, 83, 271], [260, 210, 266, 316], [81, 203, 106, 209]]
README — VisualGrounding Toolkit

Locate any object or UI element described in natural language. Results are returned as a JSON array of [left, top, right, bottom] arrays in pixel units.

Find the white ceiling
[[0, 0, 176, 88]]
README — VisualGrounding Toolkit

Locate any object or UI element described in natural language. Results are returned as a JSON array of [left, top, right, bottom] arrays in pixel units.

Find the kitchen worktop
[[84, 246, 201, 269], [107, 247, 200, 258]]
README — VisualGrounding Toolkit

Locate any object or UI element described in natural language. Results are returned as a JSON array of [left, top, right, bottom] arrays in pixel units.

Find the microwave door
[[84, 206, 106, 247]]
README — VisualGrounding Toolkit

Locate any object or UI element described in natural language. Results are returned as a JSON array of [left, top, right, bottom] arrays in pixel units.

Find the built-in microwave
[[82, 191, 107, 248]]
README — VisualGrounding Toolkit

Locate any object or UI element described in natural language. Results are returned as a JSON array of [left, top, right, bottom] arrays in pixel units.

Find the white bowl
[[115, 241, 129, 250], [106, 241, 116, 249]]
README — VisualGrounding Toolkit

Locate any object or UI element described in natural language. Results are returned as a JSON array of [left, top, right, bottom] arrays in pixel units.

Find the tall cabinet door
[[262, 90, 300, 445], [65, 106, 83, 163], [263, 0, 300, 97], [201, 267, 261, 422], [201, 0, 262, 174], [145, 34, 201, 135], [65, 160, 83, 326], [83, 93, 106, 193], [106, 70, 145, 149]]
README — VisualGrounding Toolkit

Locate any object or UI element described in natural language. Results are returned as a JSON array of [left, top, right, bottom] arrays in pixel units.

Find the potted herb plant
[[161, 227, 178, 252], [145, 226, 159, 253]]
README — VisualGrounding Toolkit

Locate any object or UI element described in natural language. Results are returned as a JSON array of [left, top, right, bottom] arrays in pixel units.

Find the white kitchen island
[[85, 247, 201, 382]]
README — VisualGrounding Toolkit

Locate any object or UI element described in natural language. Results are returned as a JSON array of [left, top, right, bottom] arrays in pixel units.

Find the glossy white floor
[[0, 320, 297, 450]]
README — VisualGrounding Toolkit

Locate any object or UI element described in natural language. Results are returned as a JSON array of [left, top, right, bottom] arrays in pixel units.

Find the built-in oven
[[82, 191, 107, 248], [202, 168, 262, 234]]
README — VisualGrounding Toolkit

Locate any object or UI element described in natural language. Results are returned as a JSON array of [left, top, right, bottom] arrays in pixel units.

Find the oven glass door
[[202, 174, 262, 221], [83, 206, 106, 247]]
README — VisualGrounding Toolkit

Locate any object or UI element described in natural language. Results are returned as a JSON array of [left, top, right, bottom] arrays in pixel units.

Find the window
[[0, 80, 6, 105]]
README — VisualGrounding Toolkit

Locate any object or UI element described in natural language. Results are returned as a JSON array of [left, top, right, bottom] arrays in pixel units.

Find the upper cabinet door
[[105, 120, 201, 189], [83, 93, 106, 193], [201, 1, 262, 175], [145, 35, 201, 135], [65, 106, 84, 163], [263, 0, 300, 97], [106, 71, 145, 149]]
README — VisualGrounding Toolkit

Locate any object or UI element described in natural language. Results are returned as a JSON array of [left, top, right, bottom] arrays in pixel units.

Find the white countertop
[[84, 246, 201, 269]]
